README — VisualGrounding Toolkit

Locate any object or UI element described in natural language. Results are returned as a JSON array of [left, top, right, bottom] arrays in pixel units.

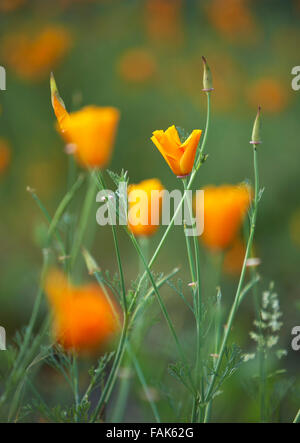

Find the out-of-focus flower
[[45, 269, 120, 353], [151, 125, 202, 177], [117, 48, 157, 84], [195, 184, 252, 251], [128, 178, 164, 237], [145, 0, 183, 46], [205, 0, 258, 44], [0, 0, 26, 12], [247, 77, 290, 113], [50, 74, 120, 169], [289, 209, 300, 248], [3, 26, 72, 81], [223, 238, 246, 275], [0, 138, 11, 175]]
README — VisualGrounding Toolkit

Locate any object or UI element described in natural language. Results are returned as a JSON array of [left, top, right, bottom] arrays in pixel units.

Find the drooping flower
[[45, 269, 120, 353], [151, 125, 202, 177], [195, 184, 252, 250], [3, 26, 71, 81], [0, 138, 11, 175], [50, 74, 120, 168], [128, 178, 164, 237]]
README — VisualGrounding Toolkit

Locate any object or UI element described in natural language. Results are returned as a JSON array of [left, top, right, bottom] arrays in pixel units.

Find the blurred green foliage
[[0, 0, 299, 422]]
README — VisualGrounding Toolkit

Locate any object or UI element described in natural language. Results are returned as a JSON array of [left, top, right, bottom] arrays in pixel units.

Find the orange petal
[[179, 130, 202, 175], [151, 135, 181, 175]]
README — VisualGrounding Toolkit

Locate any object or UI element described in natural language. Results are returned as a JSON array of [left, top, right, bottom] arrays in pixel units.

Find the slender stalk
[[129, 231, 190, 376], [71, 172, 97, 270], [91, 268, 163, 423], [181, 179, 203, 422], [129, 92, 211, 314], [293, 408, 300, 423], [90, 315, 129, 423], [97, 171, 127, 313], [127, 343, 161, 423], [204, 148, 260, 421], [72, 355, 80, 422]]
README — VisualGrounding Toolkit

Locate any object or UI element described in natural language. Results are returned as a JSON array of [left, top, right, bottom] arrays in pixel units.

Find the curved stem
[[204, 148, 259, 421], [90, 316, 129, 423]]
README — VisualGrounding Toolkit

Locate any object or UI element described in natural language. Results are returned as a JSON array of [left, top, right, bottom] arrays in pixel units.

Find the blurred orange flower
[[0, 138, 11, 175], [3, 26, 71, 81], [45, 269, 120, 353], [0, 0, 26, 12], [205, 0, 258, 43], [118, 48, 157, 84], [195, 184, 252, 251], [247, 77, 290, 113], [51, 74, 120, 168], [145, 0, 183, 46], [128, 178, 164, 237], [151, 125, 202, 177]]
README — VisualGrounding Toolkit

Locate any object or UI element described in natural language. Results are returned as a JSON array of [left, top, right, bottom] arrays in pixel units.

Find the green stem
[[72, 355, 80, 422], [98, 171, 127, 313], [204, 147, 260, 422], [293, 408, 300, 423], [71, 172, 97, 271], [90, 315, 129, 423], [128, 92, 211, 314], [181, 179, 203, 422]]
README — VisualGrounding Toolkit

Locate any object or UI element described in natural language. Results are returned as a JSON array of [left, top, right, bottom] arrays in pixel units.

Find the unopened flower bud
[[250, 106, 262, 146], [202, 56, 213, 92]]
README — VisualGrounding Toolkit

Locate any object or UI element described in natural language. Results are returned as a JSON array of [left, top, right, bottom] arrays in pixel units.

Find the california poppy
[[50, 74, 120, 169], [151, 125, 202, 177], [45, 269, 120, 353], [128, 178, 164, 237]]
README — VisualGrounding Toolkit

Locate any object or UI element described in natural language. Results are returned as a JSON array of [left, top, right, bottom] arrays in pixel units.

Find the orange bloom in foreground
[[151, 125, 202, 177], [128, 178, 164, 237], [195, 184, 252, 251], [51, 74, 120, 168], [3, 26, 71, 81], [0, 138, 11, 175], [45, 269, 120, 353]]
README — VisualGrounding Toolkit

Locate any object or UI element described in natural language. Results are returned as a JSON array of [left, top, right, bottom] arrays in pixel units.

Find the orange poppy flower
[[195, 184, 252, 250], [45, 269, 120, 353], [151, 125, 202, 177], [128, 178, 164, 237], [0, 138, 11, 175], [50, 74, 120, 168]]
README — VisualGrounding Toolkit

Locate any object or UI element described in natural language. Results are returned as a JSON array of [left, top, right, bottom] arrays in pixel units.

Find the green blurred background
[[0, 0, 299, 422]]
